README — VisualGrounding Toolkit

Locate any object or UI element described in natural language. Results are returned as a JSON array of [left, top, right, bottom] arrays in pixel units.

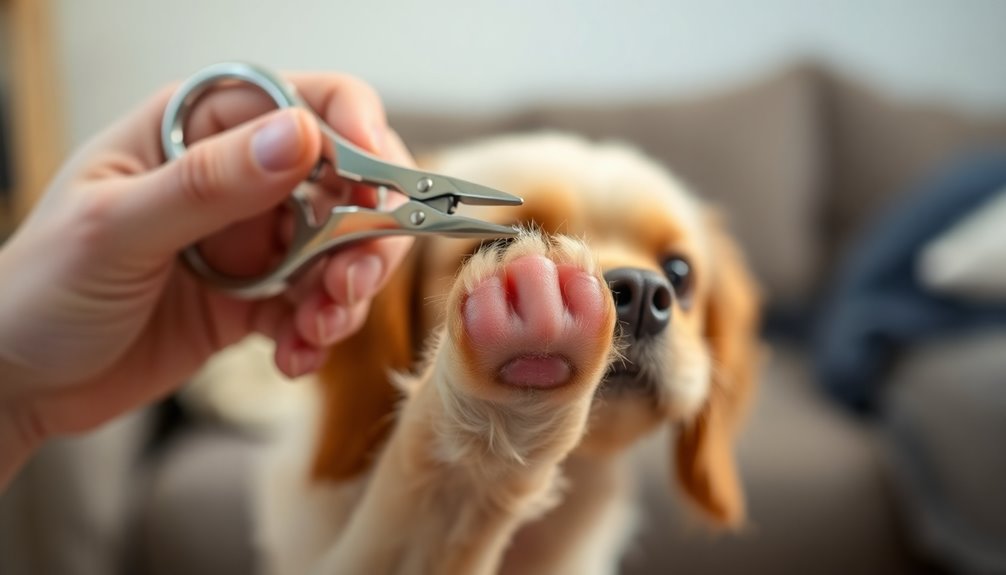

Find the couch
[[3, 62, 1005, 574]]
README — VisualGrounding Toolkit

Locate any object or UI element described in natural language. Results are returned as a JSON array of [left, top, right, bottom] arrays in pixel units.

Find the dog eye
[[662, 257, 693, 302]]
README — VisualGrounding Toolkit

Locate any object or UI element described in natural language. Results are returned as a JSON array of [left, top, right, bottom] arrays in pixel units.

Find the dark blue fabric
[[814, 152, 1006, 412]]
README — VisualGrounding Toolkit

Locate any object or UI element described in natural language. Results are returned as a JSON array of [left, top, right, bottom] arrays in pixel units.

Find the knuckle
[[334, 75, 385, 116], [176, 145, 224, 206], [326, 72, 373, 94], [346, 303, 369, 335], [350, 77, 382, 104], [154, 83, 180, 107], [72, 186, 120, 252]]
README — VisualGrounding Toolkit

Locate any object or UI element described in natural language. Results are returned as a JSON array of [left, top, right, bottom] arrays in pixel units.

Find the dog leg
[[312, 234, 615, 575]]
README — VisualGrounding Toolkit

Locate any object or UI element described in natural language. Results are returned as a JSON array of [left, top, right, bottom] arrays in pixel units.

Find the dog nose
[[604, 267, 672, 340]]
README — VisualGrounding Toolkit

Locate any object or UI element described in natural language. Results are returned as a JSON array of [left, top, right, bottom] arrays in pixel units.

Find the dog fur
[[201, 133, 762, 574]]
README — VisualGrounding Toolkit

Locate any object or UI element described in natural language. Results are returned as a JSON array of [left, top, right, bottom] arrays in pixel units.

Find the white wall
[[55, 0, 1006, 148]]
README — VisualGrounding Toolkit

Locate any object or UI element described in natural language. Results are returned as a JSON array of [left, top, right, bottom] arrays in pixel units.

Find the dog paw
[[445, 234, 616, 402]]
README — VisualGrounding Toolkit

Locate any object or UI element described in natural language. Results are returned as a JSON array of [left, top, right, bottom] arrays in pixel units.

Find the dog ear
[[674, 211, 761, 527], [310, 248, 421, 481]]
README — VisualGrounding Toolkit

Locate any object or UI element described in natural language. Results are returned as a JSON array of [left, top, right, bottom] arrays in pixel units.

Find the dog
[[212, 132, 762, 574]]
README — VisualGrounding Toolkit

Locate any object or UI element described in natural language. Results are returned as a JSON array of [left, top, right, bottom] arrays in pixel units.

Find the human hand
[[0, 73, 414, 486]]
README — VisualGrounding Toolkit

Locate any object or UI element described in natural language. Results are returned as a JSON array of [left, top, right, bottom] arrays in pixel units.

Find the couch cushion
[[624, 344, 925, 574], [530, 68, 828, 307], [391, 66, 829, 308], [135, 428, 260, 575], [882, 331, 1006, 573], [823, 73, 1006, 258], [389, 109, 540, 157], [0, 411, 149, 575]]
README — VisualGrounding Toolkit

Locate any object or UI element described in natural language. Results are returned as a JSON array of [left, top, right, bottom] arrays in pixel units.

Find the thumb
[[113, 107, 321, 256]]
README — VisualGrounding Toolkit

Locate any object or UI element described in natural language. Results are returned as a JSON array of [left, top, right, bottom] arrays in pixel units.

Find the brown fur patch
[[310, 251, 420, 481], [674, 210, 762, 527]]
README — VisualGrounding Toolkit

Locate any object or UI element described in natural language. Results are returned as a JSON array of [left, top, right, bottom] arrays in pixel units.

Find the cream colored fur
[[186, 133, 757, 574]]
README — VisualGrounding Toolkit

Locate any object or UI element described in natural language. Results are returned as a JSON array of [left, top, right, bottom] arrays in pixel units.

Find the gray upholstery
[[0, 412, 148, 575], [624, 345, 926, 574], [883, 331, 1006, 573], [134, 428, 259, 575]]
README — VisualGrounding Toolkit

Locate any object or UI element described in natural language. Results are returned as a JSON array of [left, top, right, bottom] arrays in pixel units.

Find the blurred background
[[2, 1, 1006, 574]]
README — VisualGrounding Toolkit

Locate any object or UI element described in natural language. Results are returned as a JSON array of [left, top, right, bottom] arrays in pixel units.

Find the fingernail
[[316, 305, 348, 345], [346, 254, 383, 307], [252, 111, 304, 172]]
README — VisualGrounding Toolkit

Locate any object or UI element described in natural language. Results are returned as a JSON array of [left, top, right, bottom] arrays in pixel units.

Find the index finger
[[181, 72, 389, 159], [103, 71, 393, 173]]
